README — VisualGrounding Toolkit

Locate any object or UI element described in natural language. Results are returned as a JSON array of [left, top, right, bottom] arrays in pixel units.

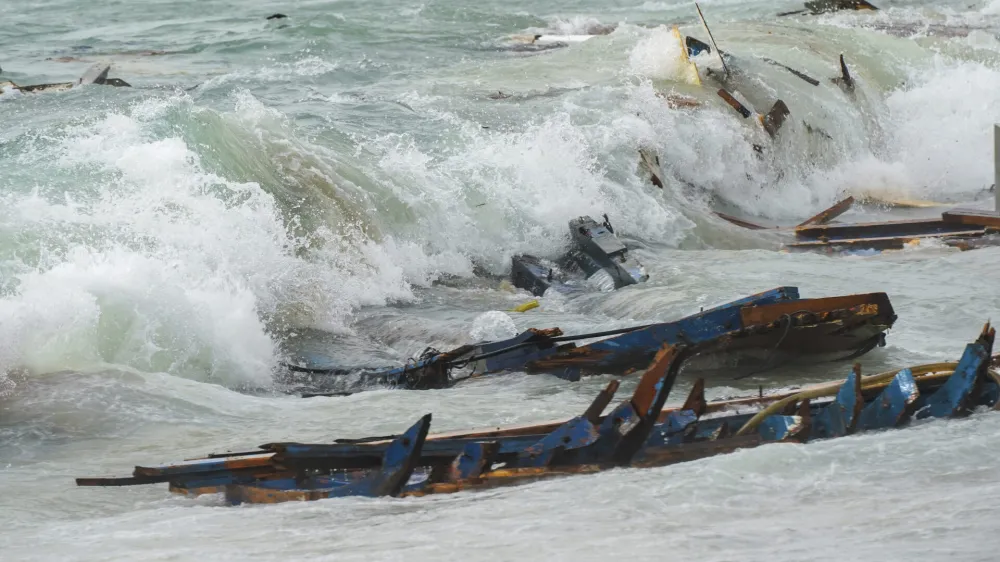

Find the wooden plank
[[785, 230, 988, 251], [715, 211, 770, 230], [515, 416, 599, 467], [942, 209, 1000, 229], [917, 324, 994, 419], [797, 196, 855, 227], [811, 365, 863, 438], [638, 148, 666, 189], [739, 292, 890, 326], [795, 218, 979, 241], [857, 369, 919, 430]]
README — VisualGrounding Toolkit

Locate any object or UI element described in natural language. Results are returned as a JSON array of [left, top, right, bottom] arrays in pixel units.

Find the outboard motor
[[510, 214, 648, 297], [510, 254, 559, 297], [566, 215, 648, 290]]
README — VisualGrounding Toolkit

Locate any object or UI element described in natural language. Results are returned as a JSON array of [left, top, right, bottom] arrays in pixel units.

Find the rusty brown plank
[[797, 196, 855, 227], [522, 347, 613, 372], [794, 218, 978, 240], [583, 380, 621, 422], [739, 293, 889, 326], [942, 209, 1000, 229], [132, 453, 274, 477], [631, 345, 680, 417], [682, 378, 707, 416], [715, 211, 770, 230], [785, 230, 988, 251]]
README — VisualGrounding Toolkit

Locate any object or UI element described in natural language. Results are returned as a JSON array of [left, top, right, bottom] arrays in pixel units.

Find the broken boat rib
[[77, 323, 997, 504]]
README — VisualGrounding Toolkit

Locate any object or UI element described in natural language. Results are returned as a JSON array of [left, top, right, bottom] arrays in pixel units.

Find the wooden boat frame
[[77, 322, 995, 505]]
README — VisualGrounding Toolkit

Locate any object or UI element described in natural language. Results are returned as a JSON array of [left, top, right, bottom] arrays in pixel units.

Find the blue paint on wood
[[858, 369, 919, 430], [665, 409, 700, 434], [366, 413, 432, 496], [812, 369, 862, 439], [552, 367, 582, 382], [472, 331, 563, 375], [451, 442, 495, 479], [531, 287, 797, 374], [481, 347, 562, 375], [133, 453, 272, 478], [918, 339, 989, 419], [644, 410, 699, 446], [583, 343, 688, 464], [979, 381, 1000, 408], [555, 400, 640, 464], [229, 415, 434, 503], [516, 416, 599, 467], [758, 415, 804, 441]]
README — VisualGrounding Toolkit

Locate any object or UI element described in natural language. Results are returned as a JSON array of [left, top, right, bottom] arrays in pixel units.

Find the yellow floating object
[[509, 300, 540, 313], [856, 193, 946, 208], [671, 26, 701, 86]]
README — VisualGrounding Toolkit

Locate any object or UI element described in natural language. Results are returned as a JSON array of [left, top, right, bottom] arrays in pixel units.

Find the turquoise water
[[3, 0, 1000, 559]]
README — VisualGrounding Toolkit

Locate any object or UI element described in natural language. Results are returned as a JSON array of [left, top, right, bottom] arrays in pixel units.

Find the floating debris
[[278, 286, 895, 395], [777, 0, 878, 17], [511, 215, 647, 297], [832, 54, 855, 94], [712, 193, 1000, 253], [0, 63, 130, 95], [77, 324, 996, 504]]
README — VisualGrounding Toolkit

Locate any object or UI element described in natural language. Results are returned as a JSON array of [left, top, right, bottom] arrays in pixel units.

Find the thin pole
[[994, 124, 999, 212]]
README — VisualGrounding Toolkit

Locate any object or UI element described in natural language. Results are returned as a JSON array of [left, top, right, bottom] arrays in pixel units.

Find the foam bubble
[[470, 311, 517, 341], [628, 25, 691, 82]]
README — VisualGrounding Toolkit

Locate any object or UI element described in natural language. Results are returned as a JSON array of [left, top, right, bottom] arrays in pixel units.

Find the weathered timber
[[857, 369, 920, 430], [77, 326, 1000, 505], [942, 209, 1000, 229], [811, 364, 863, 438], [917, 323, 995, 419], [797, 196, 855, 227], [795, 218, 979, 241]]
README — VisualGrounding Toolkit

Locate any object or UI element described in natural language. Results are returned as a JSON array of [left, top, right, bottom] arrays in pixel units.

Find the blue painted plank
[[758, 415, 806, 441], [516, 416, 600, 467], [918, 336, 990, 419], [664, 409, 700, 434], [365, 413, 433, 497], [858, 369, 919, 430], [574, 286, 794, 353], [133, 453, 273, 478], [529, 287, 798, 377], [979, 381, 1000, 409], [643, 409, 699, 446], [450, 442, 497, 480], [228, 414, 434, 504], [562, 344, 688, 464], [812, 367, 862, 439]]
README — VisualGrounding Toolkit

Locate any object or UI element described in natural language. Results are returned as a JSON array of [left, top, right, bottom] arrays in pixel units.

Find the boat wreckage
[[280, 287, 895, 395], [675, 125, 1000, 254], [77, 322, 997, 504], [0, 63, 129, 95], [511, 215, 647, 296]]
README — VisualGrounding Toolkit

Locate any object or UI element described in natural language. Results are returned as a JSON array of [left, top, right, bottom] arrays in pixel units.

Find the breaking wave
[[2, 3, 999, 393]]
